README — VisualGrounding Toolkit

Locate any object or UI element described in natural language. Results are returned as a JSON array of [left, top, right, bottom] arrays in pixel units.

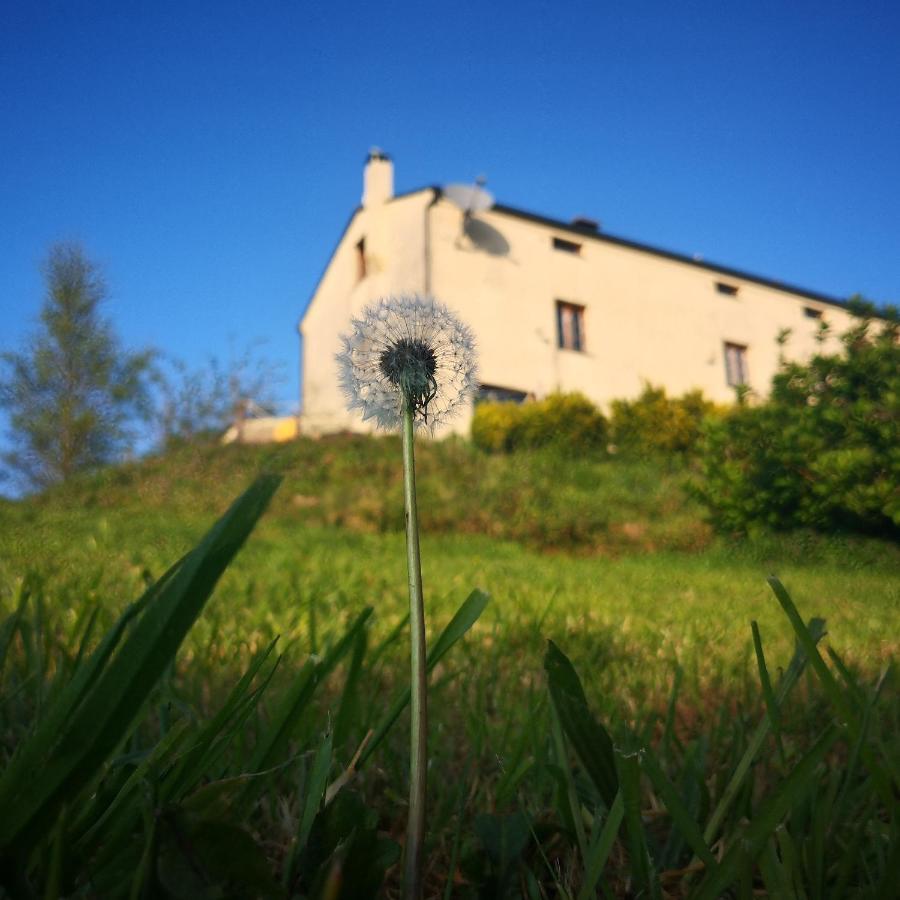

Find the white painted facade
[[299, 153, 858, 435]]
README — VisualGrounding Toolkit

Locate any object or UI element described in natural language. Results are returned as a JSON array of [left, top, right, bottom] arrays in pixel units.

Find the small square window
[[553, 236, 582, 254], [556, 301, 585, 351], [804, 306, 823, 320], [724, 342, 749, 387], [355, 237, 366, 281], [716, 281, 739, 296]]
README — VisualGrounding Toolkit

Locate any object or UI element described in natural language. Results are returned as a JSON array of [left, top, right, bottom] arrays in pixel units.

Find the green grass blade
[[693, 725, 839, 900], [577, 791, 624, 900], [616, 750, 661, 900], [0, 574, 160, 818], [0, 584, 30, 687], [0, 474, 281, 858], [357, 588, 489, 768], [550, 704, 589, 861], [768, 578, 853, 722], [76, 720, 189, 847], [638, 745, 718, 871], [284, 727, 333, 889], [245, 606, 371, 780], [702, 614, 826, 846], [163, 638, 280, 801], [545, 641, 618, 809], [768, 576, 898, 797], [333, 626, 367, 750], [751, 620, 785, 765]]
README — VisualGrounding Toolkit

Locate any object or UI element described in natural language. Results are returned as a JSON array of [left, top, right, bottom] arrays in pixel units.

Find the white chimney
[[362, 148, 393, 207]]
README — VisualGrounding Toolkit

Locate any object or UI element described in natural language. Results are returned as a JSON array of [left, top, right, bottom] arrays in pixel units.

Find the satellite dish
[[443, 177, 494, 216]]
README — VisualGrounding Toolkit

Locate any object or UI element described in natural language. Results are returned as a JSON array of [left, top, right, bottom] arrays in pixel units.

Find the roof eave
[[489, 202, 849, 309]]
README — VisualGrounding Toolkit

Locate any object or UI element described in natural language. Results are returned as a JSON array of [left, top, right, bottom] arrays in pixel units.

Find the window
[[556, 301, 585, 351], [552, 236, 582, 254], [804, 306, 823, 320], [355, 237, 366, 281], [724, 342, 749, 387], [715, 281, 739, 296], [475, 384, 528, 405]]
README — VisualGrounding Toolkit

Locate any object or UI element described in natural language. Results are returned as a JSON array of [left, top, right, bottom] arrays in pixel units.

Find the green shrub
[[696, 305, 900, 535], [609, 384, 720, 455], [471, 392, 607, 453], [470, 400, 523, 452]]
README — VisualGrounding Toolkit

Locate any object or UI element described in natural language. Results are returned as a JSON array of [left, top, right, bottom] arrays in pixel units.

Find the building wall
[[299, 188, 432, 433], [427, 197, 855, 433], [301, 164, 858, 437]]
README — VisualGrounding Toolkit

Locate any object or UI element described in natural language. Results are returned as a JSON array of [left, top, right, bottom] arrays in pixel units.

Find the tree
[[696, 299, 900, 536], [152, 340, 285, 448], [0, 243, 154, 489]]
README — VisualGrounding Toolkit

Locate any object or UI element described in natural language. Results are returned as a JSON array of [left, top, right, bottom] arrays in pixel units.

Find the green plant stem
[[402, 402, 428, 900]]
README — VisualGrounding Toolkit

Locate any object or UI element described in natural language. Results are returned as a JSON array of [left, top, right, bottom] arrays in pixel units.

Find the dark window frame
[[804, 306, 823, 320], [552, 236, 582, 255], [355, 237, 367, 281], [724, 341, 749, 387], [475, 384, 529, 405], [716, 281, 739, 297], [556, 300, 586, 352]]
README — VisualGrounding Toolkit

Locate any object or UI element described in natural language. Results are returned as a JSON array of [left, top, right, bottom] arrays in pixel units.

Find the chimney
[[571, 216, 600, 233], [362, 147, 394, 207]]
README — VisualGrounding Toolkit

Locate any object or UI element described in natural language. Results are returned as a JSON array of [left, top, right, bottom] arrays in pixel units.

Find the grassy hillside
[[17, 434, 708, 554], [3, 435, 898, 691], [18, 433, 900, 557], [1, 437, 898, 897]]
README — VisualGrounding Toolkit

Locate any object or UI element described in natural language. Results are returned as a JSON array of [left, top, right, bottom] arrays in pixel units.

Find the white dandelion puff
[[336, 295, 478, 430]]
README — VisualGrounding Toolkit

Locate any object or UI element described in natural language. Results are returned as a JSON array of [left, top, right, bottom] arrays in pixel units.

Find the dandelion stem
[[401, 400, 427, 900]]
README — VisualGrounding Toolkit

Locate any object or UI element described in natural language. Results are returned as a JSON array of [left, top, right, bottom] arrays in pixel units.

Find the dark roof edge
[[490, 202, 848, 308]]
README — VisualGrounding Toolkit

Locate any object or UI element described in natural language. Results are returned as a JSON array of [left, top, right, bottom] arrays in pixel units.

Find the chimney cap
[[366, 146, 391, 162], [571, 216, 600, 232]]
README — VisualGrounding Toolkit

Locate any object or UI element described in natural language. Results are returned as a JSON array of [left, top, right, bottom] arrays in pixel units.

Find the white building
[[299, 151, 859, 435]]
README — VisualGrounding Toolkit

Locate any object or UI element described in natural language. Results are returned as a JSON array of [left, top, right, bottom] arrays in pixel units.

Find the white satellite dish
[[443, 177, 494, 216]]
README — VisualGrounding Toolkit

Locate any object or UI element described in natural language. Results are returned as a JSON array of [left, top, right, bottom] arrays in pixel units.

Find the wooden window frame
[[724, 341, 749, 387], [556, 300, 586, 352]]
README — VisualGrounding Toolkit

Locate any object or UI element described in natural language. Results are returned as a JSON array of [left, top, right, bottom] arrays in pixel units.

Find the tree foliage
[[0, 243, 153, 489], [609, 384, 721, 455], [152, 341, 284, 448], [471, 392, 607, 453], [696, 301, 900, 535]]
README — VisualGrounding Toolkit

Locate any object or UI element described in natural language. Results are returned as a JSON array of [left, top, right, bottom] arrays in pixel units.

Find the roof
[[487, 200, 849, 308], [301, 185, 853, 327]]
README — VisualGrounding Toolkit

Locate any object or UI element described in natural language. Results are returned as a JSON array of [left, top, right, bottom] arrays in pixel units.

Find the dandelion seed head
[[336, 295, 478, 430]]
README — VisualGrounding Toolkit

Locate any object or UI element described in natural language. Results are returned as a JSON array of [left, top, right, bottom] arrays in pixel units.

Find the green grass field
[[1, 437, 897, 898]]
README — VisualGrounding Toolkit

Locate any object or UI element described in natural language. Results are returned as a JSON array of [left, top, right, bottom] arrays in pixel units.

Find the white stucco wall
[[300, 161, 860, 438], [299, 186, 433, 434], [428, 198, 855, 414]]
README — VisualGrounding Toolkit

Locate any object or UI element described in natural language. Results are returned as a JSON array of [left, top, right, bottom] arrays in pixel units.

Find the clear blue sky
[[2, 0, 898, 419]]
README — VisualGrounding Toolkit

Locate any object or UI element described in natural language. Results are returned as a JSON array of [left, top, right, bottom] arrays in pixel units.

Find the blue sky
[[2, 0, 899, 421]]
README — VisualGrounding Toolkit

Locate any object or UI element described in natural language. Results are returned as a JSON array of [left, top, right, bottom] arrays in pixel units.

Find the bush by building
[[696, 306, 900, 535], [471, 392, 607, 453], [608, 384, 720, 455]]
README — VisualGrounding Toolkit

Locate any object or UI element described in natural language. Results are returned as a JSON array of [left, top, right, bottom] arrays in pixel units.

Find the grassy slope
[[2, 435, 897, 715], [2, 437, 898, 896]]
